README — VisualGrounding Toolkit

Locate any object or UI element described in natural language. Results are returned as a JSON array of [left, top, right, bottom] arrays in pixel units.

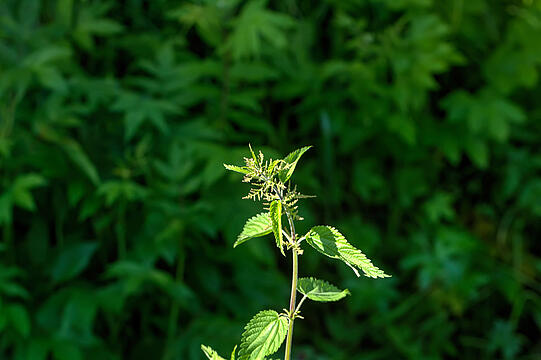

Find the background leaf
[[0, 0, 539, 359], [50, 242, 98, 284]]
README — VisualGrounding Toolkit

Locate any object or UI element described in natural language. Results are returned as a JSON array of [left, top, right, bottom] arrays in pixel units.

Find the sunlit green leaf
[[269, 200, 284, 255], [297, 277, 350, 302], [238, 310, 288, 360], [305, 226, 390, 278], [278, 146, 311, 182], [234, 213, 273, 248], [224, 164, 250, 175], [201, 344, 226, 360]]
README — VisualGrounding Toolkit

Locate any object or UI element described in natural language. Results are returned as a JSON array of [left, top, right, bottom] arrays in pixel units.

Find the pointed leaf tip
[[269, 200, 284, 256], [297, 277, 350, 302], [279, 145, 312, 182], [248, 144, 258, 164], [305, 226, 390, 279], [238, 310, 288, 360], [202, 345, 227, 360], [224, 164, 250, 175], [234, 213, 273, 248]]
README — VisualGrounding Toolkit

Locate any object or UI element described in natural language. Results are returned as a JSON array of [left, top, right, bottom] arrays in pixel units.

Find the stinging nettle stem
[[283, 201, 298, 360], [284, 246, 298, 360]]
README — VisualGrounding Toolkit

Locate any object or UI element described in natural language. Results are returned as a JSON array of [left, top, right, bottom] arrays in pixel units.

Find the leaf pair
[[221, 279, 348, 360], [233, 218, 390, 278], [235, 220, 390, 278]]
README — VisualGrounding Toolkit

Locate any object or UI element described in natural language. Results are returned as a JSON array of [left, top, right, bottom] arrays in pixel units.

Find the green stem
[[116, 201, 126, 259], [295, 294, 308, 314], [270, 181, 299, 360], [163, 239, 186, 360], [284, 248, 298, 360], [3, 221, 13, 263]]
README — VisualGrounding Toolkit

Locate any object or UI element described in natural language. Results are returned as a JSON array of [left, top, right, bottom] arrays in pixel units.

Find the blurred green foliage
[[0, 0, 540, 359]]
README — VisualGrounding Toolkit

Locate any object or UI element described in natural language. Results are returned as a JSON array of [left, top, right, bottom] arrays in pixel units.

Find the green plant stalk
[[116, 201, 127, 259], [163, 243, 186, 360], [3, 220, 13, 263], [283, 200, 298, 360], [284, 247, 298, 360], [209, 146, 390, 360]]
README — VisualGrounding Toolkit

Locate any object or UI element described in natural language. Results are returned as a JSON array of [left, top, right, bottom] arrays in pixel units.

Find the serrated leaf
[[224, 164, 250, 175], [269, 200, 284, 256], [297, 277, 350, 302], [201, 345, 226, 360], [238, 310, 288, 360], [279, 146, 311, 182], [227, 0, 294, 59], [169, 3, 222, 46], [305, 226, 390, 278], [234, 213, 273, 248]]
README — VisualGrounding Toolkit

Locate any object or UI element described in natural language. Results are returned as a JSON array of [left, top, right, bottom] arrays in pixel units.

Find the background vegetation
[[1, 0, 540, 359]]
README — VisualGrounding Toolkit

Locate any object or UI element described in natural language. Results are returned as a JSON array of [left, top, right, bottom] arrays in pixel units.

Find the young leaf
[[238, 310, 288, 360], [297, 277, 350, 302], [305, 226, 390, 278], [234, 213, 273, 248], [269, 200, 284, 255], [201, 345, 226, 360], [279, 146, 311, 182], [249, 144, 259, 165], [224, 164, 250, 175]]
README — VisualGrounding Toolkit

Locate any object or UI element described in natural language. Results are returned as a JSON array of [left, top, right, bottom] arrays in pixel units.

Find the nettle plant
[[202, 146, 390, 360]]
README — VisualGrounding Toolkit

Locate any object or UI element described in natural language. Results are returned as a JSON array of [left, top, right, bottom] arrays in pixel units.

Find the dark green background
[[0, 0, 540, 359]]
